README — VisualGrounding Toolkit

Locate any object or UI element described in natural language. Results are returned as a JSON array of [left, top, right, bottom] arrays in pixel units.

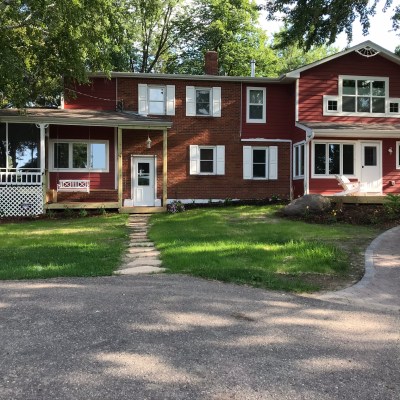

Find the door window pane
[[138, 162, 150, 186], [314, 144, 326, 174], [54, 143, 69, 169], [364, 146, 377, 166], [72, 143, 87, 168], [343, 145, 354, 174]]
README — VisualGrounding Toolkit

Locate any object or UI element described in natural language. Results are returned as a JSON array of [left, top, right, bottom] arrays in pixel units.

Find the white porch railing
[[0, 170, 43, 186]]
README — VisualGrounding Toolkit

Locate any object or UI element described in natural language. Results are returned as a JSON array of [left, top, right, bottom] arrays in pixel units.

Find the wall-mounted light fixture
[[388, 146, 393, 155], [146, 135, 152, 149]]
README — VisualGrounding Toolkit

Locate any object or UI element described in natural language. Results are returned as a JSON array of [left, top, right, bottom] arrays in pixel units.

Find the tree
[[0, 0, 126, 107], [164, 0, 280, 76], [264, 0, 400, 50]]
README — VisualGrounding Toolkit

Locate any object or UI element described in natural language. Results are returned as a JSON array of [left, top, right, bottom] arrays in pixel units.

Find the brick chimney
[[205, 51, 219, 75]]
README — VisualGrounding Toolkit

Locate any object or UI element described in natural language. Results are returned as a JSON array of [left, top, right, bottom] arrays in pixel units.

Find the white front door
[[132, 157, 155, 206], [360, 142, 382, 193]]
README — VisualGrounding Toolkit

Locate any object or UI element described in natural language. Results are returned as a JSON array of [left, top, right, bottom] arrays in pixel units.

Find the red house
[[0, 41, 399, 216]]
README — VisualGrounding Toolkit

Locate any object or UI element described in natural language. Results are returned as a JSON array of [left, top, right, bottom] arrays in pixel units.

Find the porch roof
[[0, 108, 173, 129], [299, 121, 400, 138]]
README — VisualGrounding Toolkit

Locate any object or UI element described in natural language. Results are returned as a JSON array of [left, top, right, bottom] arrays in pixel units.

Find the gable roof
[[285, 41, 400, 78]]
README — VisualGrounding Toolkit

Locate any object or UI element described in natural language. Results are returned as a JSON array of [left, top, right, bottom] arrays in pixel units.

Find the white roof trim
[[313, 131, 400, 139], [285, 41, 400, 78]]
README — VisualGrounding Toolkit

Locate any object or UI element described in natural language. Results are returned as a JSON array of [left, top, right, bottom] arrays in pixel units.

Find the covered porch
[[0, 109, 172, 216]]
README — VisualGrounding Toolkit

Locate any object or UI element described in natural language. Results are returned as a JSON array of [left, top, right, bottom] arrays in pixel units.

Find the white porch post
[[117, 127, 123, 208], [39, 124, 48, 207]]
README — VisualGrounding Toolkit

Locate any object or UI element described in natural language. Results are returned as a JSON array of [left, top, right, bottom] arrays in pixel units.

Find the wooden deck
[[327, 195, 387, 204], [45, 203, 166, 213], [119, 206, 166, 214]]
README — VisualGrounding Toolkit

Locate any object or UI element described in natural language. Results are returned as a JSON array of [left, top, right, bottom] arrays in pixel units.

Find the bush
[[384, 194, 400, 218], [167, 200, 185, 213]]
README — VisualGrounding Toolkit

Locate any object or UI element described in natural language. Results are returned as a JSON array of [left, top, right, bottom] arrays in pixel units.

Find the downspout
[[295, 122, 314, 195]]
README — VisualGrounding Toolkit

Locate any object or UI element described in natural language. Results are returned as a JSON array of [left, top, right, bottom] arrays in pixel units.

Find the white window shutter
[[243, 146, 252, 179], [189, 145, 200, 175], [166, 85, 175, 115], [216, 145, 225, 175], [212, 87, 221, 117], [269, 146, 278, 180], [186, 86, 196, 116], [138, 84, 148, 115]]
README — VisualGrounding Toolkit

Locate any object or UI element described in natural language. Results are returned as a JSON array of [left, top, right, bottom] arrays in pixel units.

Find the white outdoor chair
[[333, 175, 361, 196]]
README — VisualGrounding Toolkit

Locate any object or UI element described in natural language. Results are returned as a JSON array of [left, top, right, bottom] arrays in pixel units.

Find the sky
[[258, 3, 400, 53]]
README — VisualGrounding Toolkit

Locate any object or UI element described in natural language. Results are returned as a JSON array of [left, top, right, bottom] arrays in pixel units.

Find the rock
[[283, 194, 331, 216]]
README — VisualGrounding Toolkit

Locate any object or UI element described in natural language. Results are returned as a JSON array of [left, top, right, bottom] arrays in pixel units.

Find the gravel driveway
[[1, 274, 399, 400]]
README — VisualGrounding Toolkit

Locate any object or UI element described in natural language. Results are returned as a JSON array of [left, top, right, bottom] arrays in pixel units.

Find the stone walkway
[[115, 214, 166, 276], [316, 225, 400, 312]]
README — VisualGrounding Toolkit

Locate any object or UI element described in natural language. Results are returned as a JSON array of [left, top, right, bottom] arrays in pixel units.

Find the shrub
[[167, 200, 185, 213], [384, 194, 400, 218]]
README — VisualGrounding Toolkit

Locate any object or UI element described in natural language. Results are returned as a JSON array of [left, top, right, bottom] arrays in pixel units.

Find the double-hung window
[[138, 84, 175, 116], [293, 143, 305, 178], [313, 142, 354, 177], [50, 140, 108, 172], [397, 142, 400, 170], [189, 145, 225, 175], [243, 146, 278, 179], [186, 87, 221, 117], [246, 87, 266, 123]]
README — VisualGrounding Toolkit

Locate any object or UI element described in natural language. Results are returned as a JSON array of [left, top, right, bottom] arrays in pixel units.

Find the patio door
[[360, 142, 382, 193], [132, 156, 156, 206]]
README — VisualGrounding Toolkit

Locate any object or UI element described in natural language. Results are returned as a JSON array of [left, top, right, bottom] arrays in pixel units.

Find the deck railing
[[0, 170, 42, 186]]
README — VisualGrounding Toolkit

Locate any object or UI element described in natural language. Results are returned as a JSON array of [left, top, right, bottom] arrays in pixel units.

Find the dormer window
[[323, 76, 400, 118]]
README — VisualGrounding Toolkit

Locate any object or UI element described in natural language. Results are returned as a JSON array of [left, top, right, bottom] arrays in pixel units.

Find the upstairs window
[[342, 78, 385, 113], [138, 84, 175, 116], [186, 87, 221, 117], [246, 87, 266, 123], [323, 76, 400, 117], [50, 140, 108, 172]]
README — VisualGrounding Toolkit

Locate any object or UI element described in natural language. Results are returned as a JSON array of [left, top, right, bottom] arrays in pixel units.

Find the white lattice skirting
[[0, 186, 44, 217]]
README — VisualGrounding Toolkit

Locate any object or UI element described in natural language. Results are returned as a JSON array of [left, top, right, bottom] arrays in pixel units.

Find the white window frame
[[293, 142, 305, 179], [243, 146, 278, 180], [189, 145, 225, 175], [312, 141, 356, 178], [397, 141, 400, 170], [138, 84, 175, 116], [49, 139, 109, 173], [323, 76, 400, 118], [246, 87, 266, 123], [186, 86, 221, 117]]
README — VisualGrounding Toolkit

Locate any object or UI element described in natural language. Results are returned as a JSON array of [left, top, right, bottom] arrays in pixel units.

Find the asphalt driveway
[[0, 274, 399, 400]]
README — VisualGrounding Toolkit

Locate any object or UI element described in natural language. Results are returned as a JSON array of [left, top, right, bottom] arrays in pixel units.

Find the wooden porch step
[[327, 195, 386, 204]]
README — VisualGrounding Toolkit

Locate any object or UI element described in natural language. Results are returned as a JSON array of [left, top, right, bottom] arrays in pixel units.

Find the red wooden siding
[[48, 125, 116, 190], [299, 52, 400, 123], [241, 83, 296, 140], [65, 78, 117, 110]]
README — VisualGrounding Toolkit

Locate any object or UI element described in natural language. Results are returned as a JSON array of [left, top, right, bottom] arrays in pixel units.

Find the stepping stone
[[127, 247, 157, 254], [127, 258, 162, 268], [116, 266, 166, 275], [125, 251, 160, 258], [130, 242, 154, 247]]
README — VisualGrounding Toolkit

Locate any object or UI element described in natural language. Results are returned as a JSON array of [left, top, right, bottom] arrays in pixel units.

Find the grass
[[0, 214, 129, 280], [149, 206, 379, 292]]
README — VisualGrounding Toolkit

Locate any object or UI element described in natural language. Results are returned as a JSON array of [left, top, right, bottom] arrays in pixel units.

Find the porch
[[327, 195, 388, 204]]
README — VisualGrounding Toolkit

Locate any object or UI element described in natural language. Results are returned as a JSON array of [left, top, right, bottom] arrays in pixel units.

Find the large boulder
[[283, 194, 331, 216]]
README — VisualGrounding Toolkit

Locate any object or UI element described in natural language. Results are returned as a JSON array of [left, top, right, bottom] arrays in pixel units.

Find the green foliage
[[149, 206, 377, 292], [265, 0, 400, 50], [0, 215, 129, 279], [0, 0, 126, 107], [78, 209, 88, 218], [384, 194, 400, 217]]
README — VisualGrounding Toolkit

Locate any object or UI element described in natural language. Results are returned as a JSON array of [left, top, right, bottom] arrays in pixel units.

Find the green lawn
[[0, 214, 129, 280], [149, 206, 379, 292]]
